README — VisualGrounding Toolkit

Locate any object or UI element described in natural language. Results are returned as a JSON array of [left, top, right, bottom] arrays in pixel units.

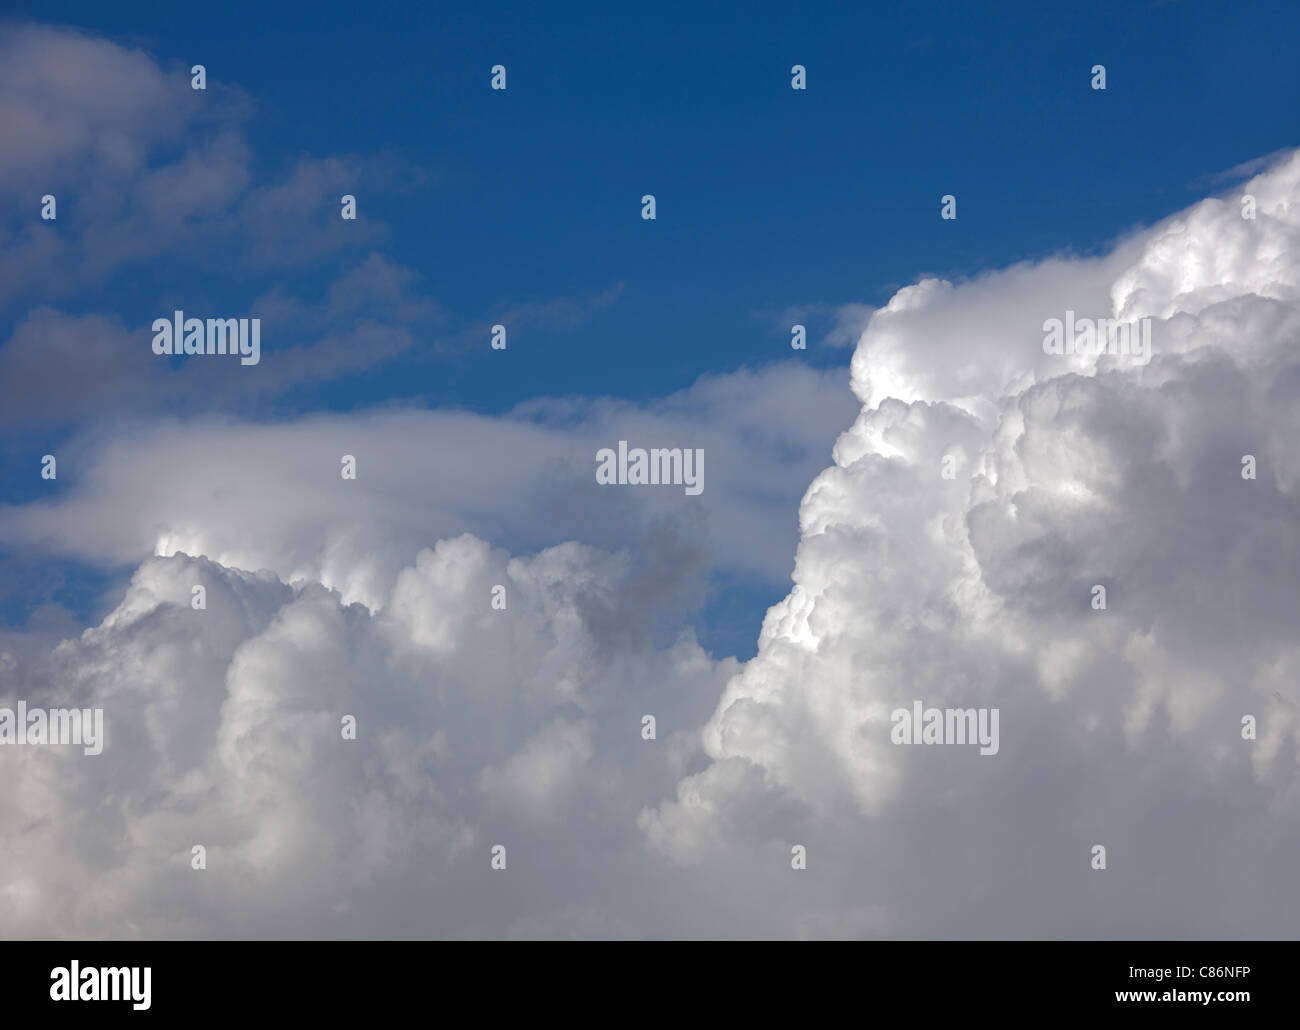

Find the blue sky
[[2, 0, 1297, 654]]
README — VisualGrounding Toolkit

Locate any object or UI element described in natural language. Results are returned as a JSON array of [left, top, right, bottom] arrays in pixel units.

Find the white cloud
[[0, 361, 856, 597], [640, 149, 1300, 937], [0, 537, 736, 937]]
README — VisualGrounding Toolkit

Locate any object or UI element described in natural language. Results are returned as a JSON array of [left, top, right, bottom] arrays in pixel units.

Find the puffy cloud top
[[641, 150, 1300, 937]]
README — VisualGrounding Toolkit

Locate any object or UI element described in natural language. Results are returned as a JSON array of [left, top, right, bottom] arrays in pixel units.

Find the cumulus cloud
[[3, 144, 1299, 938], [639, 148, 1300, 937], [0, 536, 737, 937]]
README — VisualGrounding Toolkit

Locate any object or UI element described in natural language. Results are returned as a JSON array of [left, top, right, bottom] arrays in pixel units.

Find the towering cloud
[[641, 150, 1300, 937]]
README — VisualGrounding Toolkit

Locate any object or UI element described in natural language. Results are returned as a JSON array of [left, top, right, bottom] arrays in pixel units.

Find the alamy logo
[[1043, 310, 1151, 364], [0, 702, 103, 755], [890, 700, 1000, 756], [50, 962, 151, 1010], [151, 310, 261, 366], [596, 441, 704, 495]]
